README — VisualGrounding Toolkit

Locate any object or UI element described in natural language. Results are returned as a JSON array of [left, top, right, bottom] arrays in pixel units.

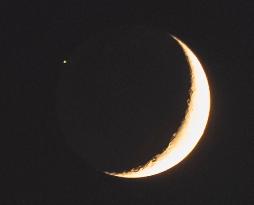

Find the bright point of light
[[105, 36, 211, 178], [62, 60, 68, 64]]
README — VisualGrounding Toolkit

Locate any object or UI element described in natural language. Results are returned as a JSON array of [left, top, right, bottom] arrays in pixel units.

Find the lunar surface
[[104, 36, 211, 178], [57, 28, 210, 178]]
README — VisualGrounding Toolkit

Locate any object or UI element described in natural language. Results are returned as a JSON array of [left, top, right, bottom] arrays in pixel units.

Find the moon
[[104, 35, 211, 178]]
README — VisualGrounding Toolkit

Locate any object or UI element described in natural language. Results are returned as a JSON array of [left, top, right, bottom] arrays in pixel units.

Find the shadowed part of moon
[[56, 27, 190, 172]]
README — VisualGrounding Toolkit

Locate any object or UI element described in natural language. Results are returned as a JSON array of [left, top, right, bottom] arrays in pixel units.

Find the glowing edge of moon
[[104, 36, 211, 178]]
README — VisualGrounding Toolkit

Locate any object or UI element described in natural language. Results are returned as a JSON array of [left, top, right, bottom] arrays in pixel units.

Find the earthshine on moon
[[104, 35, 211, 178]]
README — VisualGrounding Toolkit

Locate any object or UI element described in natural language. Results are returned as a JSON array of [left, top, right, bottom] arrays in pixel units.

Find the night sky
[[1, 1, 253, 204]]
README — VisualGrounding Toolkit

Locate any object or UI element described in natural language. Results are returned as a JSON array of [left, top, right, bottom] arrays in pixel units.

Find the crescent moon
[[104, 36, 211, 178]]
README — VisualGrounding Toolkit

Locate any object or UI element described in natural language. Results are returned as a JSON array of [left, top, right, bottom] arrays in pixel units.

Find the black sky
[[1, 1, 253, 204]]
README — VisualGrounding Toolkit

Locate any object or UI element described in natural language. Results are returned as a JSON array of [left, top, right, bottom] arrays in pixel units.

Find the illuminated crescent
[[104, 36, 211, 178]]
